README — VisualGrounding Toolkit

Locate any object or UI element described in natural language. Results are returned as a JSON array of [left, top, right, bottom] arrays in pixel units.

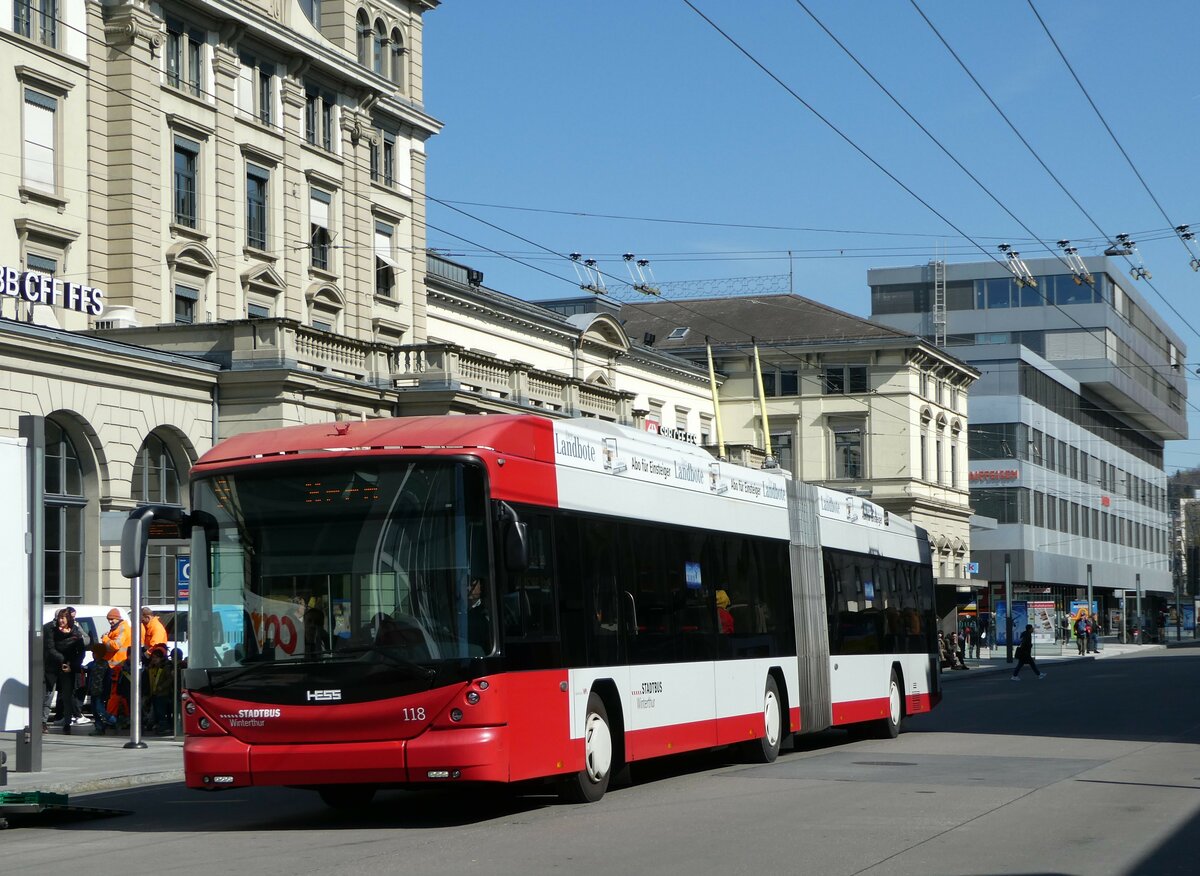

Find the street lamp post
[[1005, 553, 1013, 663], [1136, 573, 1142, 644], [1087, 563, 1093, 643]]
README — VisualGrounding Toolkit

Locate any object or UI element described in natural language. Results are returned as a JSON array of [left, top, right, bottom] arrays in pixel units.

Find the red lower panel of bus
[[832, 696, 892, 726], [185, 727, 518, 788], [831, 693, 932, 727]]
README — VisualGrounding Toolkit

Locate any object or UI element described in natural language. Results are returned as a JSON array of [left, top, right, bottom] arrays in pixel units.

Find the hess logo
[[306, 689, 342, 702]]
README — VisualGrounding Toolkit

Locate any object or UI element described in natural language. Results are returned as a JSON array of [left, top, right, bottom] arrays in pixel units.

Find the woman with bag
[[50, 609, 85, 733]]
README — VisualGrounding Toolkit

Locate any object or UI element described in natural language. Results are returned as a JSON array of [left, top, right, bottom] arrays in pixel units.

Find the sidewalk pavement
[[1, 727, 183, 797], [941, 635, 1200, 681], [3, 637, 1198, 799]]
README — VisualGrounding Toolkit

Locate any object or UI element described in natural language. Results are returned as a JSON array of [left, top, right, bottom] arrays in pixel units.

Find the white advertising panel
[[0, 437, 29, 732]]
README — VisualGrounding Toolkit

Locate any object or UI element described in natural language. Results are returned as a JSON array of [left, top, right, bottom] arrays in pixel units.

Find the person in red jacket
[[716, 590, 734, 635]]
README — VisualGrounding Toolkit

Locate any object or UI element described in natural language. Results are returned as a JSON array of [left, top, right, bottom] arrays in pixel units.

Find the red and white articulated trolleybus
[[143, 414, 938, 806]]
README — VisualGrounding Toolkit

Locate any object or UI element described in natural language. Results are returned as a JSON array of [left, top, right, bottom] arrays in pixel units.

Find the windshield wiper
[[331, 644, 436, 679], [202, 656, 310, 692]]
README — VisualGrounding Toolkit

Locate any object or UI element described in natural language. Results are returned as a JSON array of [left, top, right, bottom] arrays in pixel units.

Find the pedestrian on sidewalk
[[976, 621, 987, 658], [90, 608, 131, 735], [51, 609, 85, 733], [1074, 614, 1088, 656], [948, 631, 969, 670], [1011, 624, 1046, 681], [1088, 616, 1100, 653]]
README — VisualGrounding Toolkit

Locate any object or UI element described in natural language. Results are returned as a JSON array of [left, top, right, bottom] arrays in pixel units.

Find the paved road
[[5, 650, 1198, 876]]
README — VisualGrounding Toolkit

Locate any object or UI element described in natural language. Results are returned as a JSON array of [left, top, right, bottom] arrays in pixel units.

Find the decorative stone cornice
[[103, 7, 163, 58]]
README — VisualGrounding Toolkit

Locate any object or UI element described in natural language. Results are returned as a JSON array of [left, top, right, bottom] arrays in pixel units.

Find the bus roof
[[192, 414, 558, 472]]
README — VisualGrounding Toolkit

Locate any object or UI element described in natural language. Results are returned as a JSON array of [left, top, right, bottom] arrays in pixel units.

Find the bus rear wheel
[[318, 784, 377, 809], [560, 692, 613, 804], [875, 670, 902, 739], [745, 676, 783, 764]]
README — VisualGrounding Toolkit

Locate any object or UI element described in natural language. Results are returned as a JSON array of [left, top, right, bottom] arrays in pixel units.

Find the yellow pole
[[706, 338, 726, 459], [753, 341, 773, 460]]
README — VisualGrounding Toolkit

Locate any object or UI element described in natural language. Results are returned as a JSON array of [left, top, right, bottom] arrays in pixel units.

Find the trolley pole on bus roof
[[1005, 553, 1013, 663]]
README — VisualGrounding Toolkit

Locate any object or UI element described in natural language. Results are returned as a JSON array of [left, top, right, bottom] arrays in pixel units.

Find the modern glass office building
[[868, 256, 1186, 642]]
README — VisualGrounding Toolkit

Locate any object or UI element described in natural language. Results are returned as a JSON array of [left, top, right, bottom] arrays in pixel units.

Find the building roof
[[618, 294, 918, 352]]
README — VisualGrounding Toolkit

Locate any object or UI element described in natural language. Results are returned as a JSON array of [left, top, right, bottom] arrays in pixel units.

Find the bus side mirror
[[496, 502, 529, 573], [121, 505, 192, 578]]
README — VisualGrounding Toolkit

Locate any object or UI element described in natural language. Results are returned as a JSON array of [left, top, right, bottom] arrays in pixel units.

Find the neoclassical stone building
[[617, 294, 980, 592], [0, 0, 719, 608]]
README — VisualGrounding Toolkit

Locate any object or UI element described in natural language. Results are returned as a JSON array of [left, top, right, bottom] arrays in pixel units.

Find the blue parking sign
[[177, 555, 190, 601]]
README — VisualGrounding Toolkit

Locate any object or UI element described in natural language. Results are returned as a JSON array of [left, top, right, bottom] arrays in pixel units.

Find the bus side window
[[504, 512, 557, 641]]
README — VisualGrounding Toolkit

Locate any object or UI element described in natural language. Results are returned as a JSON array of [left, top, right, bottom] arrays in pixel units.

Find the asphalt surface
[[1, 636, 1181, 798]]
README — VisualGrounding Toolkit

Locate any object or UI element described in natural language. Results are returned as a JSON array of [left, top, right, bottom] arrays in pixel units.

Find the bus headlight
[[465, 691, 480, 705], [449, 709, 463, 722]]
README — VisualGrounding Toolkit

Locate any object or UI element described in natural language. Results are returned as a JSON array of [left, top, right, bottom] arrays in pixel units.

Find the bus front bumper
[[184, 725, 513, 790]]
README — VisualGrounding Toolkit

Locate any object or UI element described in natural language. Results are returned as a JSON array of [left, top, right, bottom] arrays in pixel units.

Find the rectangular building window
[[770, 432, 793, 472], [174, 284, 198, 325], [27, 253, 57, 275], [304, 87, 334, 150], [173, 135, 199, 228], [383, 131, 395, 186], [238, 54, 276, 126], [14, 0, 56, 48], [166, 18, 204, 97], [246, 163, 269, 250], [375, 221, 396, 297], [831, 421, 863, 479], [309, 188, 332, 270], [247, 302, 271, 319], [22, 89, 56, 194], [258, 63, 274, 126], [823, 365, 868, 395], [1033, 490, 1044, 527]]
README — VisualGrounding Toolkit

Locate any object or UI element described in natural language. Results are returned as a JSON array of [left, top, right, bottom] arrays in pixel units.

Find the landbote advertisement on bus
[[552, 422, 787, 508]]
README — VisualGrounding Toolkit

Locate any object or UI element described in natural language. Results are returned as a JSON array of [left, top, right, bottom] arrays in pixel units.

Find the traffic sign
[[177, 555, 190, 602]]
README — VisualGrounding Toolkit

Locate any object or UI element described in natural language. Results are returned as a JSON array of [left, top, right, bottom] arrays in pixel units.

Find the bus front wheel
[[560, 692, 613, 804], [745, 676, 782, 764]]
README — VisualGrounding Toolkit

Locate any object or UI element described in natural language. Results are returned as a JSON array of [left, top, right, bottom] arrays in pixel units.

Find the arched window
[[133, 433, 185, 602], [373, 20, 386, 76], [390, 27, 406, 90], [356, 11, 371, 66], [307, 286, 343, 334], [301, 0, 321, 29], [45, 419, 85, 603]]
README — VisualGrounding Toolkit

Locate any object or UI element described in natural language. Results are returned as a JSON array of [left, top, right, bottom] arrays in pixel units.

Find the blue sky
[[423, 1, 1200, 472]]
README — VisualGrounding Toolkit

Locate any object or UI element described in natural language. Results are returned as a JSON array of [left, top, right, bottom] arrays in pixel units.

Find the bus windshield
[[186, 459, 492, 670]]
